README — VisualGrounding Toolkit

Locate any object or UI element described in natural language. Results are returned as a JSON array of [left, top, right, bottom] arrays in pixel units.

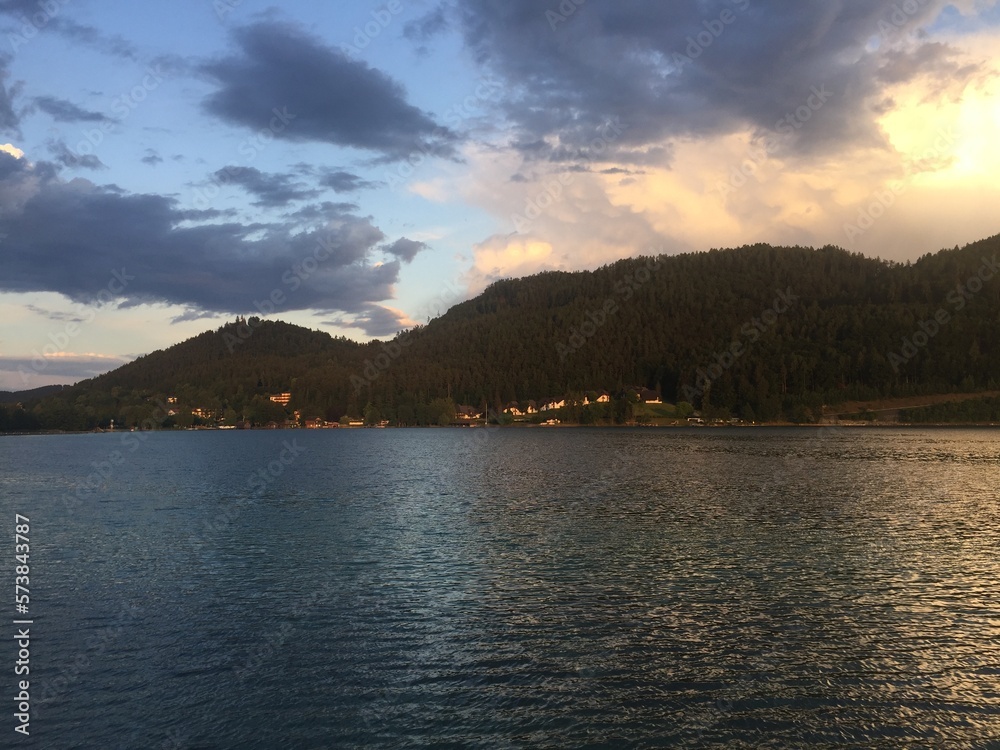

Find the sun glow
[[0, 143, 24, 159], [879, 69, 1000, 188]]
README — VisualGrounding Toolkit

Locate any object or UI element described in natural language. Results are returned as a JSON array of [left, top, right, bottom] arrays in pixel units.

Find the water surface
[[1, 427, 998, 748]]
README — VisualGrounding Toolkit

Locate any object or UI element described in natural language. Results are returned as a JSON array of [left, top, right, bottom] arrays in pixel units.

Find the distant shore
[[5, 421, 1000, 437]]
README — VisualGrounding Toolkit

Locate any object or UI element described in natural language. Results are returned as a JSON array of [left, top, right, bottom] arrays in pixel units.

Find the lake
[[1, 427, 998, 748]]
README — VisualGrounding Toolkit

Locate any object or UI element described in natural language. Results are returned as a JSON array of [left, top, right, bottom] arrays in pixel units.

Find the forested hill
[[8, 235, 1000, 430]]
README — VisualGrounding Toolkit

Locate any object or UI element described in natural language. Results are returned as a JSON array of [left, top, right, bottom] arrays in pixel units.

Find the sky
[[1, 0, 999, 390]]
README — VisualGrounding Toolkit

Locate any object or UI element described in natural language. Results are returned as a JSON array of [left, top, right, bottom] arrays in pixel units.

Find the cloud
[[317, 169, 378, 193], [0, 150, 412, 319], [324, 303, 416, 338], [451, 0, 985, 159], [46, 138, 106, 169], [0, 147, 57, 216], [452, 143, 669, 287], [287, 201, 360, 222], [212, 165, 321, 207], [441, 0, 1000, 285], [403, 5, 450, 42], [0, 1, 137, 60], [0, 353, 129, 385], [201, 21, 459, 161], [141, 149, 163, 166], [382, 237, 426, 263], [32, 95, 106, 122], [24, 304, 85, 322], [0, 56, 21, 136], [403, 5, 450, 54]]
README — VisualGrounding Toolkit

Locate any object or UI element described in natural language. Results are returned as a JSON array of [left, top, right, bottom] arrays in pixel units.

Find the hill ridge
[[5, 235, 1000, 430]]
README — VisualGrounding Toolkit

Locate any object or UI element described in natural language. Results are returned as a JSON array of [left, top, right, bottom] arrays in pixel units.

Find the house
[[504, 402, 524, 417], [595, 390, 611, 403], [525, 400, 539, 414], [456, 405, 483, 421], [540, 399, 566, 411], [269, 392, 291, 406], [304, 417, 325, 429], [639, 389, 661, 404]]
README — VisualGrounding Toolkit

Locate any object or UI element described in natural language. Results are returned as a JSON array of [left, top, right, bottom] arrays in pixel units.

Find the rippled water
[[1, 427, 998, 748]]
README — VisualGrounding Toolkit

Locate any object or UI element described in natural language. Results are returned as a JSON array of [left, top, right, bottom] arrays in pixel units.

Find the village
[[163, 387, 735, 430]]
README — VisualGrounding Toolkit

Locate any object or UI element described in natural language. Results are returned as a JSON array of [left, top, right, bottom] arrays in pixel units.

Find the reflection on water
[[1, 427, 998, 748]]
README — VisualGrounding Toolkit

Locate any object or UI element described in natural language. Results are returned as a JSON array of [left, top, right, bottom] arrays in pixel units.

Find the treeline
[[899, 396, 1000, 424], [5, 235, 1000, 431]]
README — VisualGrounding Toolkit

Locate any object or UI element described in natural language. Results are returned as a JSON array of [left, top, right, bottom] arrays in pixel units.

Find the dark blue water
[[1, 427, 998, 748]]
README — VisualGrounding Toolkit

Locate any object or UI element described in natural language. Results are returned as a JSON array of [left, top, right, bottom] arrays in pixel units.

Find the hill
[[0, 384, 70, 403], [5, 235, 1000, 430]]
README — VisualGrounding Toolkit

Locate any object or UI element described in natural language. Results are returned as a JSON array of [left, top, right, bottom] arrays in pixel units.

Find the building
[[269, 392, 291, 406], [456, 406, 483, 421]]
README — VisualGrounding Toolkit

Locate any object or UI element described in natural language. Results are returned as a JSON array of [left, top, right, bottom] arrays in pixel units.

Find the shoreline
[[4, 421, 1000, 437]]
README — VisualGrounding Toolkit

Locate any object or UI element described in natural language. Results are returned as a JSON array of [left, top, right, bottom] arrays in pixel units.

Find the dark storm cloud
[[0, 157, 410, 320], [212, 165, 321, 207], [201, 21, 459, 162], [382, 237, 426, 263], [875, 41, 982, 85], [0, 1, 34, 11], [32, 95, 105, 122], [0, 147, 23, 177], [451, 0, 973, 158]]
